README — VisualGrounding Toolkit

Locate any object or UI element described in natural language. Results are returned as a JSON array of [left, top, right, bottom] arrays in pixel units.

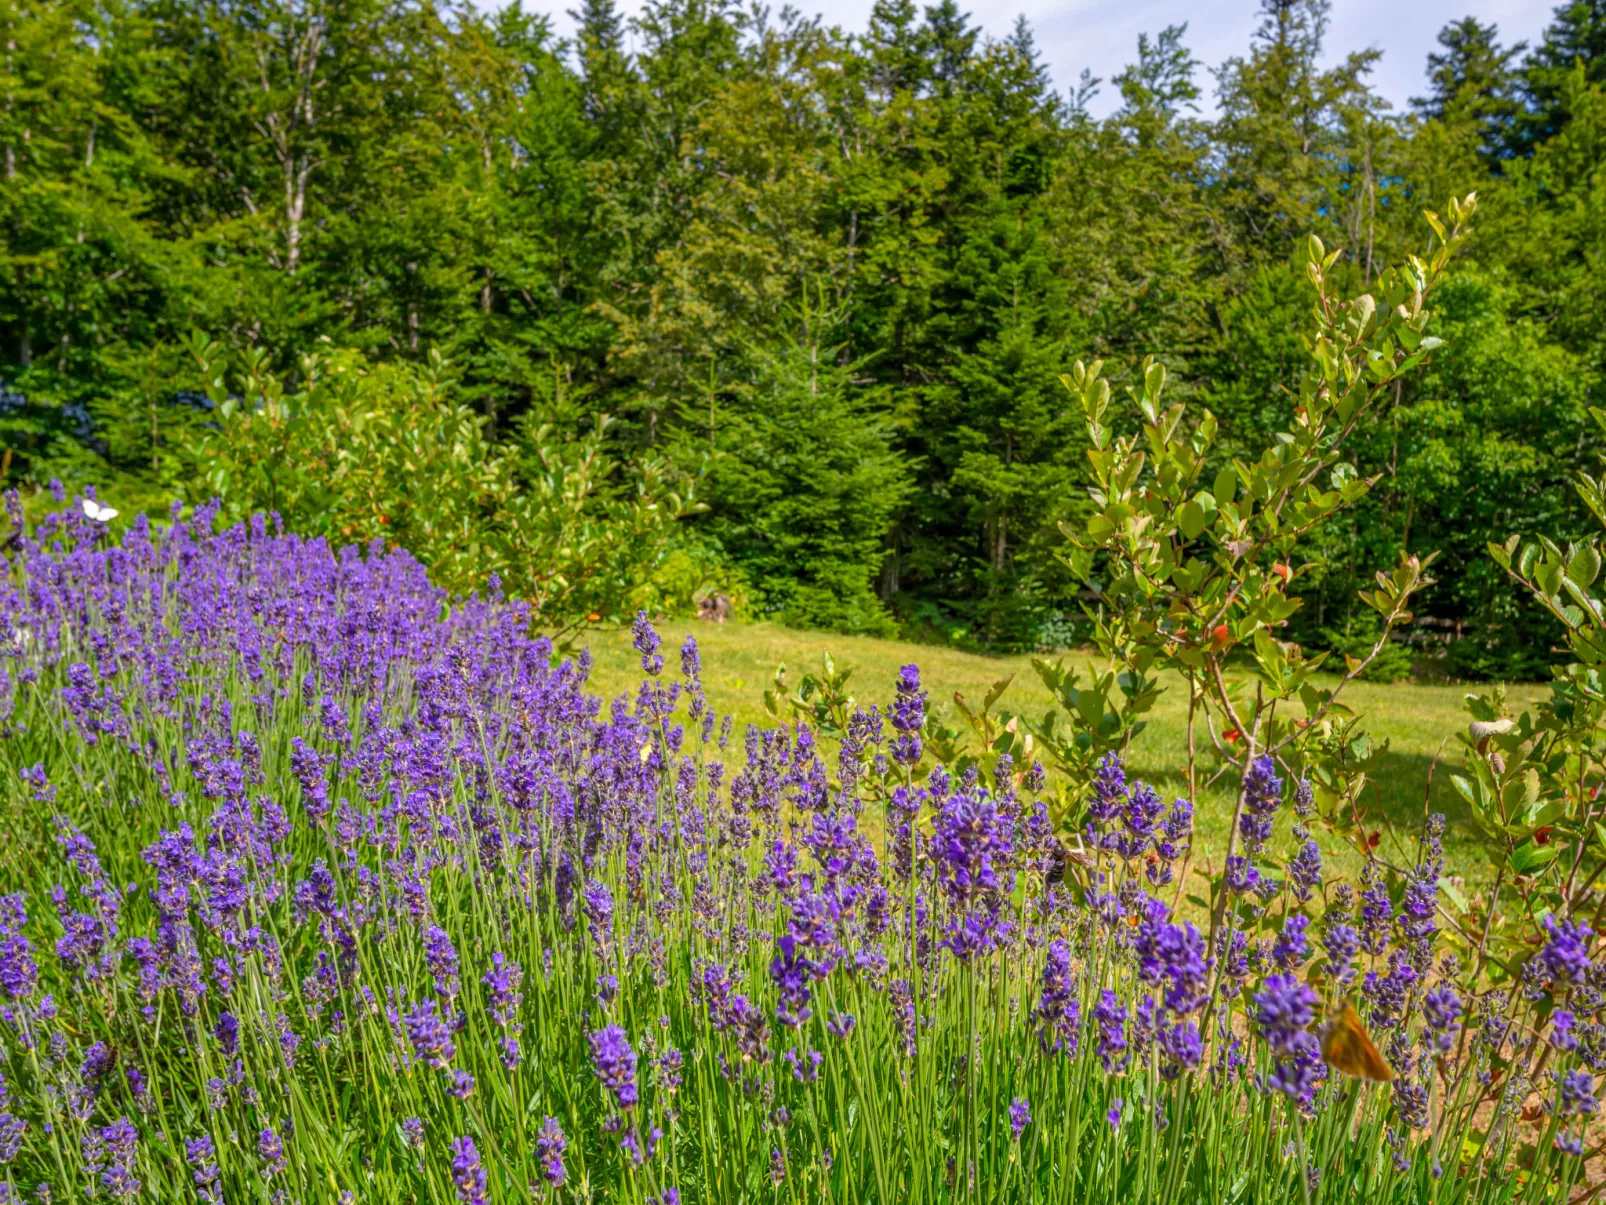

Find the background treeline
[[1, 0, 1602, 674]]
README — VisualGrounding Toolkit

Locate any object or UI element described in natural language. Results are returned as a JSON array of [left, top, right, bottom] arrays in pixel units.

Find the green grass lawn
[[581, 620, 1549, 892]]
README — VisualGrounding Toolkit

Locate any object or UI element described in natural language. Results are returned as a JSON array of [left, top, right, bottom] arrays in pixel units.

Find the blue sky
[[547, 0, 1554, 118]]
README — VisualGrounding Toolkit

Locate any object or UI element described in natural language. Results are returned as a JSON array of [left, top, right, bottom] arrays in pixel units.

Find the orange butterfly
[[1321, 1000, 1394, 1082]]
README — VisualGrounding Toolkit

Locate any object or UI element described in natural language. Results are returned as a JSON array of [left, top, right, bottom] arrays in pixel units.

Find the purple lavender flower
[[214, 1011, 240, 1057], [405, 999, 457, 1069], [91, 1118, 140, 1199], [931, 794, 1013, 901], [0, 1111, 26, 1163], [1359, 874, 1393, 955], [1224, 856, 1260, 895], [1265, 1036, 1325, 1105], [500, 1035, 522, 1071], [185, 1135, 221, 1202], [258, 1126, 287, 1177], [1363, 949, 1420, 1029], [1134, 913, 1211, 1015], [1559, 1069, 1597, 1117], [80, 1042, 117, 1099], [1035, 940, 1081, 1055], [483, 953, 523, 1028], [1253, 973, 1317, 1050], [1119, 782, 1166, 857], [1160, 1020, 1203, 1077], [1272, 915, 1310, 972], [1289, 838, 1322, 903], [447, 1069, 476, 1099], [788, 890, 842, 949], [451, 1136, 489, 1205], [1151, 798, 1193, 882], [771, 934, 827, 1026], [537, 1117, 567, 1185], [1323, 920, 1360, 986], [0, 895, 37, 1001], [402, 1117, 426, 1149], [1094, 990, 1129, 1073], [1132, 994, 1159, 1054], [1293, 777, 1315, 817], [583, 879, 614, 945], [656, 1047, 684, 1093], [940, 903, 1009, 963], [632, 611, 663, 676], [589, 1025, 638, 1109], [423, 925, 460, 998], [1400, 823, 1441, 946], [1253, 974, 1324, 1105], [1238, 755, 1282, 855], [289, 737, 330, 824], [1008, 1097, 1030, 1141], [783, 1048, 823, 1083], [1025, 761, 1046, 793], [889, 664, 927, 767], [1553, 1010, 1580, 1052], [1089, 753, 1126, 826], [1534, 915, 1594, 987], [1422, 986, 1462, 1053], [1394, 1079, 1430, 1129]]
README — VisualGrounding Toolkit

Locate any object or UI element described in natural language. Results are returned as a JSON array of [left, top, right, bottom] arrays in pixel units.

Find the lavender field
[[0, 495, 1596, 1204]]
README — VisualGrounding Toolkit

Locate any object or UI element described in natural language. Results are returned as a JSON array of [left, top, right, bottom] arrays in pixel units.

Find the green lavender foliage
[[0, 501, 1596, 1205]]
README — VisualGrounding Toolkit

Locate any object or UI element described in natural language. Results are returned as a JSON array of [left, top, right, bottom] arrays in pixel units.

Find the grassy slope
[[581, 620, 1548, 890]]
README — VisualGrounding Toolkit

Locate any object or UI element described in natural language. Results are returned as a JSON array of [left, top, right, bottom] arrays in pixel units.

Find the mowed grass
[[581, 620, 1550, 893]]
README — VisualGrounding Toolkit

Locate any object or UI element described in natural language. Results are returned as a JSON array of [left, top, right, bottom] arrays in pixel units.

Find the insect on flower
[[81, 499, 118, 523], [1320, 1000, 1393, 1082]]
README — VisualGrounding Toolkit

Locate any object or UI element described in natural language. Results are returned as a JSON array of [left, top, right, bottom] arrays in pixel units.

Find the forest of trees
[[1, 0, 1603, 673]]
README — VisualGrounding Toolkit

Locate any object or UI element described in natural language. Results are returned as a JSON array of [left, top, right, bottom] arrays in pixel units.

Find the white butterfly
[[81, 499, 119, 523]]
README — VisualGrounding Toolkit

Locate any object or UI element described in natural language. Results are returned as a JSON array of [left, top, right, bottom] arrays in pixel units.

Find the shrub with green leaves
[[180, 334, 703, 633], [1038, 198, 1476, 864]]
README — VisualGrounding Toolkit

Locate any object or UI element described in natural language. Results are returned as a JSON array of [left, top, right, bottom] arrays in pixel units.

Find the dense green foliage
[[1, 0, 1601, 661]]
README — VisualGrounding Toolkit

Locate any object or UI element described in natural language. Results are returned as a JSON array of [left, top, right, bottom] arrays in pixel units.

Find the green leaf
[[1510, 840, 1559, 876], [1500, 768, 1540, 817], [1568, 544, 1602, 589], [1178, 501, 1208, 540], [1144, 360, 1166, 401], [983, 676, 1014, 713], [1213, 466, 1237, 506], [1450, 774, 1483, 810]]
